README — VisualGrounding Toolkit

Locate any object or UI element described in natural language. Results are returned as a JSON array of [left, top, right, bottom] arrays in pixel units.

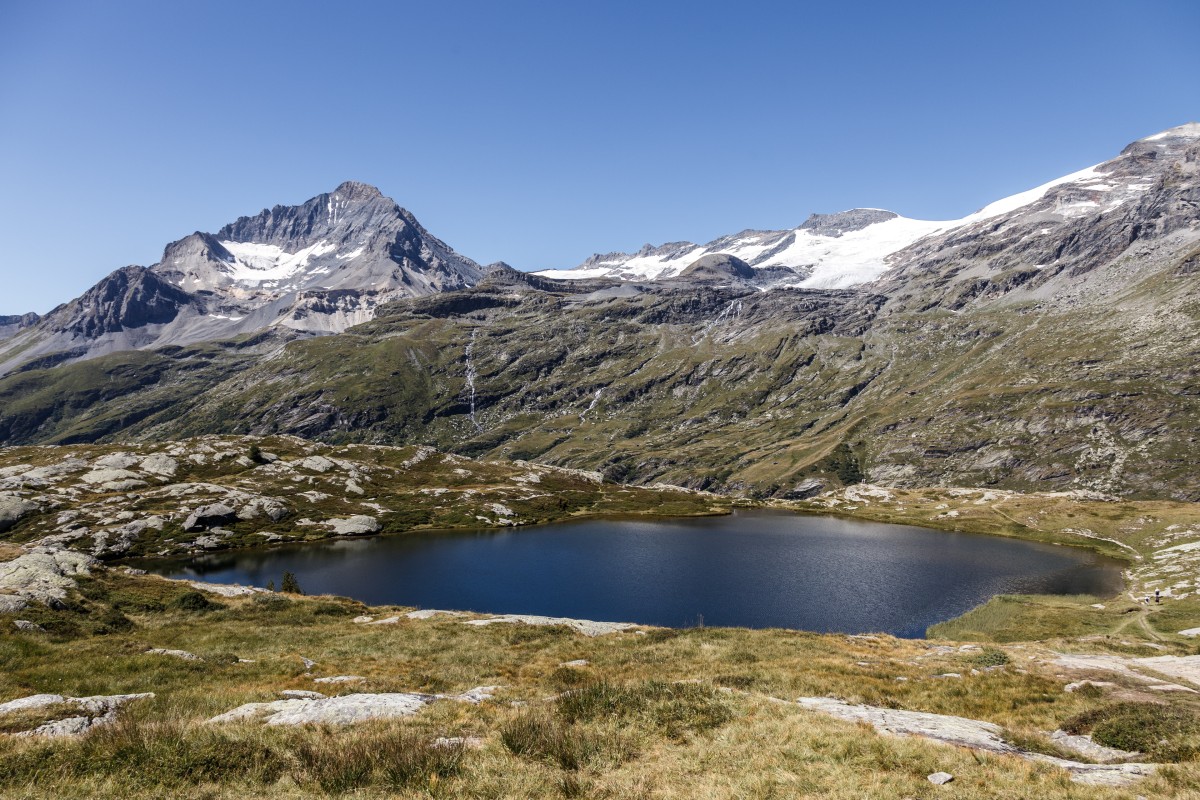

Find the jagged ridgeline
[[0, 126, 1198, 500]]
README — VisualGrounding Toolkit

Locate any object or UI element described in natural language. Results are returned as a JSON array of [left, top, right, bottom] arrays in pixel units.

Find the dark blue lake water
[[150, 510, 1124, 638]]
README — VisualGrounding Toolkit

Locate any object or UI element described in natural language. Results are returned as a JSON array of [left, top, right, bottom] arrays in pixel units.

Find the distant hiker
[[1155, 589, 1161, 603]]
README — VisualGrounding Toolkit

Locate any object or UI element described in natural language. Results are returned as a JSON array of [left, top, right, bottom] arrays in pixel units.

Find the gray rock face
[[0, 549, 97, 606], [80, 468, 142, 486], [328, 515, 381, 536], [798, 208, 899, 237], [0, 595, 29, 613], [139, 454, 178, 477], [676, 254, 756, 282], [0, 496, 39, 531], [44, 266, 200, 340], [189, 581, 268, 597], [0, 692, 154, 738], [183, 503, 238, 531], [0, 313, 40, 342], [206, 686, 497, 726], [1050, 729, 1142, 763], [462, 614, 639, 637], [146, 648, 200, 661], [783, 478, 825, 499], [796, 697, 1157, 787]]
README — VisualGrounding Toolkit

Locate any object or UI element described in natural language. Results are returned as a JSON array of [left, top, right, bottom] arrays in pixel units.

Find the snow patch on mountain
[[219, 240, 337, 284], [537, 148, 1162, 288]]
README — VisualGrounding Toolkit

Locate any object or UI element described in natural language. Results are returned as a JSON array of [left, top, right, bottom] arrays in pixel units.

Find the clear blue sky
[[1, 0, 1196, 314]]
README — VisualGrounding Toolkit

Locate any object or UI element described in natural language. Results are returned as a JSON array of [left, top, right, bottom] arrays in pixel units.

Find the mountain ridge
[[0, 124, 1195, 502], [0, 182, 486, 374]]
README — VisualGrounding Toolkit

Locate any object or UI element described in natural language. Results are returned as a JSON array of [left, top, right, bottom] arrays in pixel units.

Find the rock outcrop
[[0, 549, 97, 606], [796, 697, 1157, 787], [207, 686, 497, 726]]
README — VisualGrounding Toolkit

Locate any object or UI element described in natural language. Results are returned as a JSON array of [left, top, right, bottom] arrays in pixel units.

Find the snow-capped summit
[[536, 123, 1198, 289], [0, 183, 486, 374], [153, 181, 483, 305]]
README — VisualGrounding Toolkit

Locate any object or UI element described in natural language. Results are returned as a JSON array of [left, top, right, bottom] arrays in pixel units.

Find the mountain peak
[[798, 209, 899, 238], [331, 180, 385, 200], [1140, 122, 1200, 142]]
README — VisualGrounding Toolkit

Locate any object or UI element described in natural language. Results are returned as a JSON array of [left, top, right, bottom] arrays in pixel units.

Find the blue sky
[[1, 0, 1196, 314]]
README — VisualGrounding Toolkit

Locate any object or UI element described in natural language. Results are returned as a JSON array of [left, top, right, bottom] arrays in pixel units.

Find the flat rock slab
[[1050, 729, 1142, 763], [208, 687, 498, 726], [0, 596, 29, 613], [406, 609, 467, 620], [1052, 653, 1200, 691], [328, 515, 380, 535], [313, 675, 366, 684], [188, 581, 268, 597], [463, 614, 639, 637], [0, 692, 154, 738], [0, 550, 97, 604], [147, 648, 200, 661], [796, 697, 1156, 787], [0, 497, 39, 532]]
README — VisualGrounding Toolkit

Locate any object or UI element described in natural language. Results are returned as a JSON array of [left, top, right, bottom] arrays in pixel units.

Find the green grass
[[1063, 702, 1200, 761], [2, 567, 1200, 798]]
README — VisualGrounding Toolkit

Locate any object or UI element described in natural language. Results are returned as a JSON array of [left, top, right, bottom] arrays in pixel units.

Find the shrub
[[1062, 702, 1200, 761], [91, 606, 135, 634], [972, 648, 1010, 667], [169, 591, 218, 613], [251, 593, 291, 611]]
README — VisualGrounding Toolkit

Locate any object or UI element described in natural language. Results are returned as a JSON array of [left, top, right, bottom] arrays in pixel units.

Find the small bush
[[972, 648, 1010, 667], [376, 732, 464, 789], [250, 593, 291, 611], [95, 606, 135, 634], [1072, 681, 1107, 700], [169, 591, 218, 613], [1062, 702, 1200, 761]]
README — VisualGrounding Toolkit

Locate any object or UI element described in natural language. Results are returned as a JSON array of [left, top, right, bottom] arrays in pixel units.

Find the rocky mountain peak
[[42, 265, 201, 339], [0, 182, 487, 375], [798, 209, 899, 238], [331, 180, 385, 200], [676, 253, 756, 281]]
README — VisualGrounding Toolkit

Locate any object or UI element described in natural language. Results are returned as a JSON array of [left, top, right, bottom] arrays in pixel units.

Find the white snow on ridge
[[953, 165, 1104, 226], [786, 217, 951, 289], [1142, 122, 1200, 142], [219, 240, 336, 284], [536, 156, 1154, 288]]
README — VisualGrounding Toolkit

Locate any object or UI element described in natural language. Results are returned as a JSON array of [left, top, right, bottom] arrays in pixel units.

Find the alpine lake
[[150, 510, 1123, 638]]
